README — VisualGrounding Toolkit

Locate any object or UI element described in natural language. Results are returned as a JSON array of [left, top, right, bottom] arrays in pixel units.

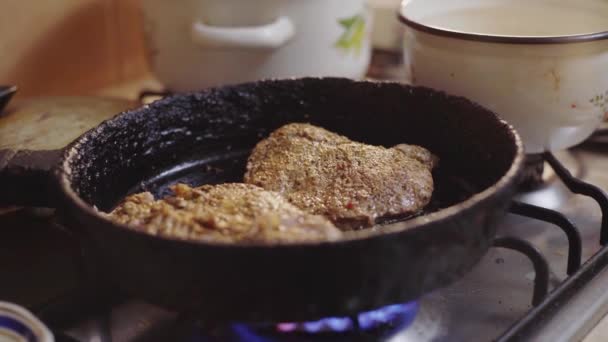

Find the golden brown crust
[[108, 183, 342, 243], [244, 123, 436, 229]]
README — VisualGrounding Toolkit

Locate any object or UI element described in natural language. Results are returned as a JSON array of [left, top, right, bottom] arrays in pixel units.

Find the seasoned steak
[[108, 183, 342, 243], [244, 123, 437, 229]]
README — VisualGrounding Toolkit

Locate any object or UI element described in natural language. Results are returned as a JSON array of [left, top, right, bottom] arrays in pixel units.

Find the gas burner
[[367, 50, 406, 81], [518, 154, 545, 191], [516, 150, 584, 210], [277, 302, 418, 333], [232, 302, 418, 341], [584, 123, 608, 146], [56, 300, 443, 342], [224, 299, 449, 342]]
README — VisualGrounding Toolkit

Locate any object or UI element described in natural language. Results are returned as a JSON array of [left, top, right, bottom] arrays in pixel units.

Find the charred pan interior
[[66, 78, 518, 215]]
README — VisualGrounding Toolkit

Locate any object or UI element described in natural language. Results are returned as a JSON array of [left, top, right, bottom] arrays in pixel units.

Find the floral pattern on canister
[[335, 14, 366, 55], [589, 91, 608, 119]]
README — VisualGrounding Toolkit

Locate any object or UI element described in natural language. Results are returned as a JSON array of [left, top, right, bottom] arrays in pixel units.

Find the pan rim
[[55, 77, 525, 248]]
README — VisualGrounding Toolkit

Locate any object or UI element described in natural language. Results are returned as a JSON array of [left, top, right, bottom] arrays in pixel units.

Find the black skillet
[[0, 78, 523, 323]]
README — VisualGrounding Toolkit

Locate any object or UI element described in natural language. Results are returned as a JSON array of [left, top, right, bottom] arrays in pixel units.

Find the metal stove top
[[410, 146, 608, 342]]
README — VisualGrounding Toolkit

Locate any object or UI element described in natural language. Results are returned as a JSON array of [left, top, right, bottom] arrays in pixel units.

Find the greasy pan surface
[[56, 78, 523, 322]]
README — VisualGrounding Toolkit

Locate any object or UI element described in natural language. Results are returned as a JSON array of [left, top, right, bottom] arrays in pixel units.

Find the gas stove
[[5, 52, 608, 342], [1, 145, 606, 342]]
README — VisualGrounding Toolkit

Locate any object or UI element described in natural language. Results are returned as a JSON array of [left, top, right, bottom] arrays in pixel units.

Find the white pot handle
[[191, 16, 295, 49]]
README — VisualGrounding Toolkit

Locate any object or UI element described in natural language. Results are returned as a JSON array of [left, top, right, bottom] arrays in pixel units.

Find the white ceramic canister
[[141, 0, 373, 92], [0, 302, 53, 342], [400, 0, 608, 154]]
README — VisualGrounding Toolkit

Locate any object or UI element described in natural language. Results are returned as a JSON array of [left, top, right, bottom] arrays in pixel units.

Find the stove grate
[[496, 151, 608, 341]]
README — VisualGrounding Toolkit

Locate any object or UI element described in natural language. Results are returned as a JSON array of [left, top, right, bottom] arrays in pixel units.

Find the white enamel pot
[[399, 0, 608, 154], [141, 0, 372, 92]]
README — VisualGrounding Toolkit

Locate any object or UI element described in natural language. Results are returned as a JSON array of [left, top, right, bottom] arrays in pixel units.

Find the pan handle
[[0, 149, 63, 207]]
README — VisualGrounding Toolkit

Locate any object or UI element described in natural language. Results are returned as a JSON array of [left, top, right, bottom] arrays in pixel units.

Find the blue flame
[[358, 302, 418, 330], [275, 301, 419, 334], [230, 301, 419, 342], [277, 317, 353, 333]]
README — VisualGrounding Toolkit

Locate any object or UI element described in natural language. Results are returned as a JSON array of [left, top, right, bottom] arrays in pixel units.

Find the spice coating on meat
[[108, 183, 342, 243], [244, 123, 436, 229]]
